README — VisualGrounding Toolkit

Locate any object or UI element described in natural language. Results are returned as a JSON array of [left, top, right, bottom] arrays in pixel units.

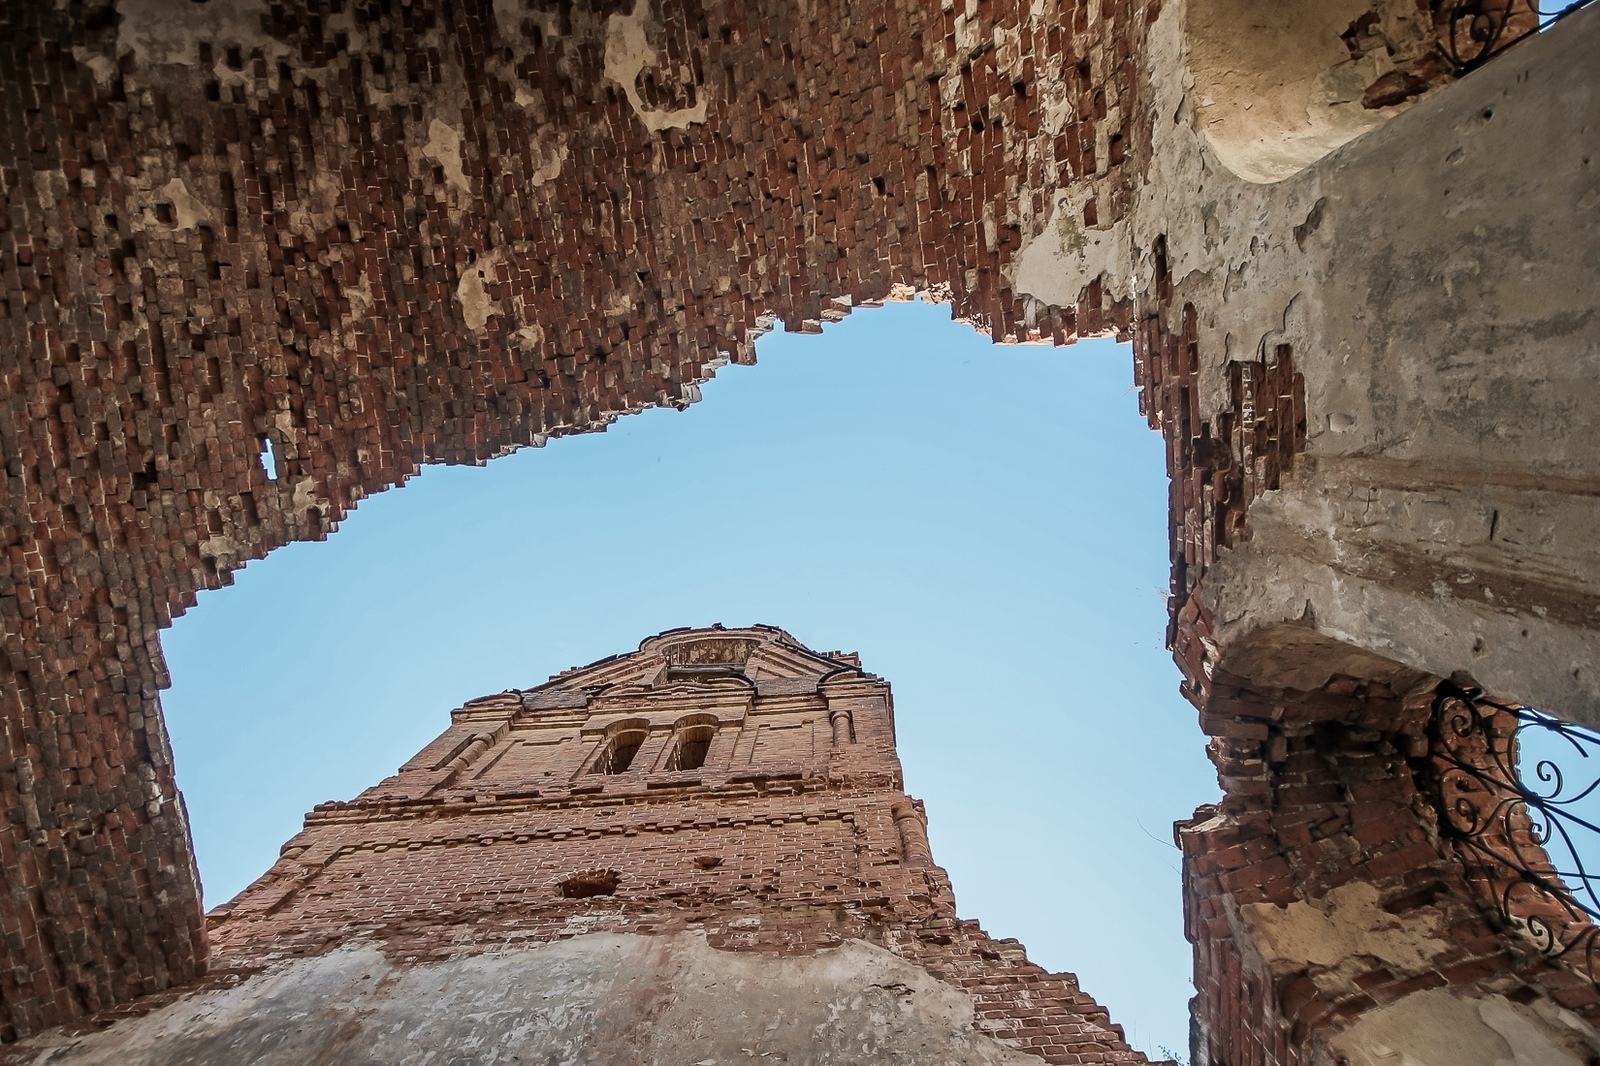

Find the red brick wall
[[1179, 657, 1600, 1066], [0, 0, 1158, 1035], [204, 627, 1148, 1064]]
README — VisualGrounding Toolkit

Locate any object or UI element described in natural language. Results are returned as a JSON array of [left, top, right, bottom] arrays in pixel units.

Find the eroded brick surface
[[1178, 656, 1600, 1066], [195, 626, 1147, 1064], [0, 0, 1172, 1033], [0, 0, 1569, 1053], [0, 0, 1152, 1036]]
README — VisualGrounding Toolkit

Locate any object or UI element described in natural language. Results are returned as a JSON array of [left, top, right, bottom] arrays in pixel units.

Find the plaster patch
[[1329, 989, 1599, 1066], [1010, 191, 1132, 308], [1240, 882, 1448, 988], [422, 119, 473, 196], [115, 0, 282, 67], [70, 46, 117, 87], [200, 534, 241, 561], [343, 272, 374, 322], [287, 476, 330, 529], [512, 324, 546, 356], [604, 0, 709, 133], [528, 132, 569, 187], [156, 179, 210, 232], [457, 251, 505, 333]]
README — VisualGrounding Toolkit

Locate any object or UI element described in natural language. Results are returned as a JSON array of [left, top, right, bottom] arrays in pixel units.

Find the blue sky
[[161, 298, 1219, 1059]]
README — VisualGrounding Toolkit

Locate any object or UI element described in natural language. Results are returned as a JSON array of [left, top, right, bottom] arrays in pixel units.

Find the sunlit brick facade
[[185, 625, 1145, 1064]]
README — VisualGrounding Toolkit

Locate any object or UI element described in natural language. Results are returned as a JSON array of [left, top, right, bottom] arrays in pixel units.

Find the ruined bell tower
[[15, 625, 1150, 1064]]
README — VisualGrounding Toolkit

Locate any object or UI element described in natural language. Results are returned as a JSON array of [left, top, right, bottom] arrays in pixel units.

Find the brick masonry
[[0, 0, 1574, 1056], [0, 0, 1152, 1037], [195, 625, 1149, 1064], [1176, 647, 1600, 1066]]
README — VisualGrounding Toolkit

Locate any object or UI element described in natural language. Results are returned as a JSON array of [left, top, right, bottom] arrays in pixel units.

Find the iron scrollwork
[[1438, 0, 1595, 73], [1430, 684, 1600, 980]]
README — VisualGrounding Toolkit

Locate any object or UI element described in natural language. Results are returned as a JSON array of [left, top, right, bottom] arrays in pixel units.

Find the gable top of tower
[[509, 625, 871, 712], [411, 626, 900, 804]]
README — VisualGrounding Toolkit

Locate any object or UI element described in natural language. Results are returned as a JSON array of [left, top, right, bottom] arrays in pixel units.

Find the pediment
[[523, 626, 857, 709]]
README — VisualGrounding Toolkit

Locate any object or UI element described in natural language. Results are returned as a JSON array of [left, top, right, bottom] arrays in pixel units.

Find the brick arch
[[0, 0, 1158, 1036], [1, 0, 1584, 1054]]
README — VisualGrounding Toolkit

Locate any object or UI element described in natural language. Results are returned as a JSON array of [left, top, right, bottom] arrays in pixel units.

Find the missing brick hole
[[259, 437, 279, 481], [559, 870, 619, 898]]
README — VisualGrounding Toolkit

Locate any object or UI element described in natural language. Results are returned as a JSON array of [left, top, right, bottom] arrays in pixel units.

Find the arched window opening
[[558, 870, 619, 898], [591, 721, 650, 775], [665, 715, 717, 772]]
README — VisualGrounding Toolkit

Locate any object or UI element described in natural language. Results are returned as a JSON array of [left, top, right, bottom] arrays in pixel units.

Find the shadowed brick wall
[[0, 0, 1153, 1037], [1177, 632, 1600, 1066], [22, 625, 1146, 1064]]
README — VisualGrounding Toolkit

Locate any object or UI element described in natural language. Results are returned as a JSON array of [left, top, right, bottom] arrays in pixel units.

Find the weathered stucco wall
[[4, 933, 1062, 1066], [1109, 0, 1599, 725], [1129, 7, 1600, 1065], [1189, 4, 1600, 724]]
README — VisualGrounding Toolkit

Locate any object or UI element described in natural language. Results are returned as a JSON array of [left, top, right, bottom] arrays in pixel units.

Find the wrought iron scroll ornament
[[1438, 0, 1595, 73], [1430, 683, 1600, 981]]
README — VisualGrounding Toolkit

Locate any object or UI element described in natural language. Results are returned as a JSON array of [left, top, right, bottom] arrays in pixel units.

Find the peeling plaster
[[1010, 191, 1133, 307], [1326, 989, 1600, 1066], [1239, 882, 1449, 997], [69, 46, 116, 87], [156, 178, 209, 232], [1129, 0, 1327, 415], [457, 250, 505, 333], [527, 132, 570, 187], [289, 476, 326, 526], [1162, 2, 1600, 719], [422, 119, 473, 197], [10, 933, 1057, 1065], [605, 0, 710, 133]]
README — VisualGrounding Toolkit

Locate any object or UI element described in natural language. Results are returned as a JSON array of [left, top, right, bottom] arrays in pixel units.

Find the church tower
[[29, 627, 1152, 1064]]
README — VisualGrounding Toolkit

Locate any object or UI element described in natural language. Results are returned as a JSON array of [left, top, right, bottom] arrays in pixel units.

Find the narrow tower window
[[665, 717, 717, 772], [591, 722, 649, 775]]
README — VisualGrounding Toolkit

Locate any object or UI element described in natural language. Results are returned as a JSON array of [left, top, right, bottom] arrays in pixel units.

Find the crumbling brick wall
[[0, 0, 1154, 1037], [194, 626, 1148, 1064], [0, 0, 1555, 1050], [1178, 645, 1600, 1066]]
